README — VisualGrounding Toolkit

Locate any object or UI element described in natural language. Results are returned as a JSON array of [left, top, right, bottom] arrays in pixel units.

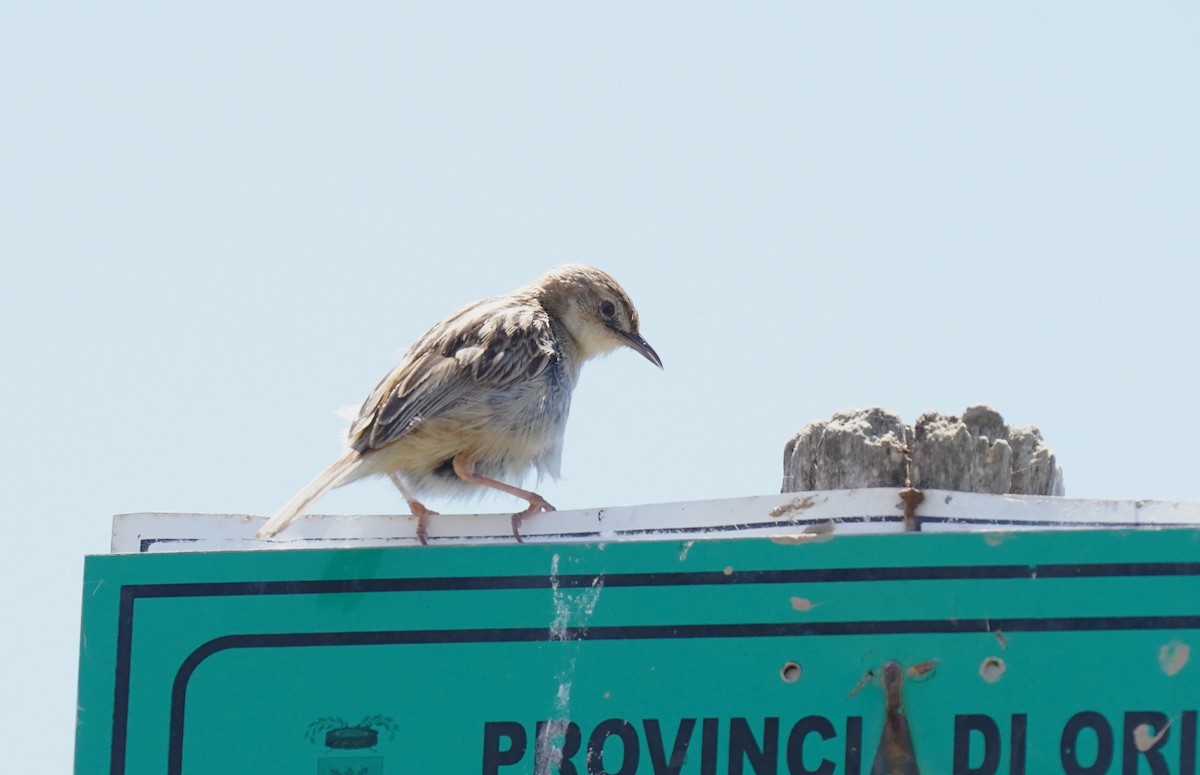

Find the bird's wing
[[349, 297, 559, 451]]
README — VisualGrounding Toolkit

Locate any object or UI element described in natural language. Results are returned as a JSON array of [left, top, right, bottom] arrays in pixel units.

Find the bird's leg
[[388, 472, 438, 545], [452, 454, 555, 543]]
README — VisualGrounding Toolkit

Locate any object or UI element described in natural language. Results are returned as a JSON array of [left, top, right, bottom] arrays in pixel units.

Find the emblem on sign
[[307, 714, 396, 775]]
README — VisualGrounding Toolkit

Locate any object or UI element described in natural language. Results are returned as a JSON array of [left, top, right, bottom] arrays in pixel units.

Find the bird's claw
[[511, 497, 555, 543], [409, 501, 439, 546]]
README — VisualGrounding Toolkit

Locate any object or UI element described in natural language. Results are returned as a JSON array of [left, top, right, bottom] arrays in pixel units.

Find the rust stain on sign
[[790, 596, 815, 612], [870, 660, 920, 774], [899, 488, 925, 532], [906, 660, 937, 681]]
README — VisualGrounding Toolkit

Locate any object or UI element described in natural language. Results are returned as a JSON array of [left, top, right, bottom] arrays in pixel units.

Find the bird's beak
[[620, 331, 663, 369]]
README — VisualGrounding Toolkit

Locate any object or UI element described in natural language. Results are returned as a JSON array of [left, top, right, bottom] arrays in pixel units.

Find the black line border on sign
[[106, 561, 1200, 775]]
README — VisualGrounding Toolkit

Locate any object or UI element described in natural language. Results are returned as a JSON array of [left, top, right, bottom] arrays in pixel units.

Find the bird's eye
[[599, 300, 616, 318]]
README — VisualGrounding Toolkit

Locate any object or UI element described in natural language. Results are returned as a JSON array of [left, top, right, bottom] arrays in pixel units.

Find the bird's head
[[533, 264, 662, 368]]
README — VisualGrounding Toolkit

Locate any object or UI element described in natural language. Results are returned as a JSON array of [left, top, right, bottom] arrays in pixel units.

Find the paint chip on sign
[[1159, 641, 1190, 676], [1134, 722, 1169, 752]]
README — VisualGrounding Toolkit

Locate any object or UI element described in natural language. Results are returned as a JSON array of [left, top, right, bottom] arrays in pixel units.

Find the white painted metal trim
[[110, 489, 1200, 554]]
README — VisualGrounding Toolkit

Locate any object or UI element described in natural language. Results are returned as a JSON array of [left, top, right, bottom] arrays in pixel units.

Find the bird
[[256, 264, 662, 543]]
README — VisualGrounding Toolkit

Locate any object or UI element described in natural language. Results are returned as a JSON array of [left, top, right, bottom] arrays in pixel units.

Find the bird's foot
[[510, 496, 555, 543], [408, 500, 439, 546]]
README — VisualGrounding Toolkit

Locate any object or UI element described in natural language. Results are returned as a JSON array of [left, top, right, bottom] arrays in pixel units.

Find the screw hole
[[780, 661, 802, 683], [980, 656, 1006, 683]]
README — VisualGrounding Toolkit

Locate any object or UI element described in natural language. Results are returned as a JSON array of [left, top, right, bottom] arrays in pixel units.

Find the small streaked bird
[[256, 264, 662, 543]]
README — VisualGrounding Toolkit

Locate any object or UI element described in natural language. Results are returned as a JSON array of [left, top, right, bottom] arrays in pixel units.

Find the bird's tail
[[256, 449, 362, 539]]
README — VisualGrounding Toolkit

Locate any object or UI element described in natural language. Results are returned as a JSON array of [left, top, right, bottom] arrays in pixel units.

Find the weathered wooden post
[[783, 405, 1063, 496], [784, 405, 1064, 532]]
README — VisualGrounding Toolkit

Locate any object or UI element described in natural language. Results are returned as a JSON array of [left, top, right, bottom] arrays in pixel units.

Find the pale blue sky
[[3, 3, 1199, 767]]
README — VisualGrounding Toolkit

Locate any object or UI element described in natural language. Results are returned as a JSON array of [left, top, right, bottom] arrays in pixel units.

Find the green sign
[[76, 529, 1200, 774]]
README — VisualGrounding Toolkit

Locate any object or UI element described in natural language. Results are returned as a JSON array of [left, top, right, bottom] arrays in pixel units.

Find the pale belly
[[350, 373, 573, 499]]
